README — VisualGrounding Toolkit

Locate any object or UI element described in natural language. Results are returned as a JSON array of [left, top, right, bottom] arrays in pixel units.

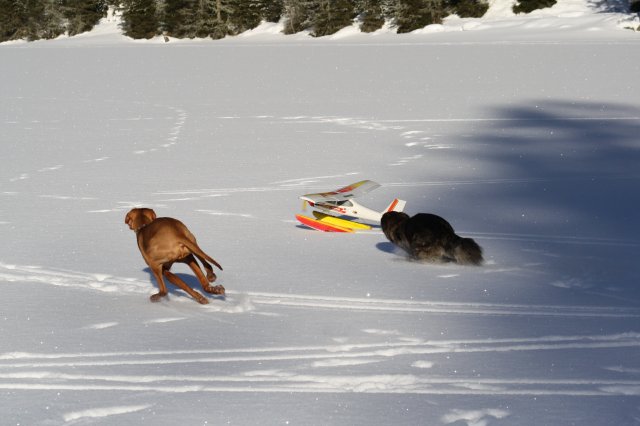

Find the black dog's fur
[[381, 211, 483, 265]]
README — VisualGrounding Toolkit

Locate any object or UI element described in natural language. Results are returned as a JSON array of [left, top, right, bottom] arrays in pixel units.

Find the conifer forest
[[1, 0, 498, 42]]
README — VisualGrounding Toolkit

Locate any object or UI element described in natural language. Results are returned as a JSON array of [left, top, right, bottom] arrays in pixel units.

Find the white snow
[[1, 0, 640, 425]]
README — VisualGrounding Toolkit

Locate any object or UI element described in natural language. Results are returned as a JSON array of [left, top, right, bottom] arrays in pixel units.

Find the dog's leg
[[149, 266, 169, 302], [200, 259, 217, 283], [163, 269, 209, 304], [191, 254, 216, 282], [413, 245, 452, 263], [183, 255, 225, 295]]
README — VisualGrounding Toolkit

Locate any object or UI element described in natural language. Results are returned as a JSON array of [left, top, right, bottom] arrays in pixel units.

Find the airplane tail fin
[[383, 199, 406, 214]]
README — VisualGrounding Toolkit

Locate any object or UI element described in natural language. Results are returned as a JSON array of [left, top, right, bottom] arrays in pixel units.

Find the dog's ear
[[125, 209, 137, 230], [125, 210, 133, 226], [143, 208, 157, 222]]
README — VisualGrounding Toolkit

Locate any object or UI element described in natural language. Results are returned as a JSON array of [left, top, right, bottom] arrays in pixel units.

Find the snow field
[[1, 1, 640, 424]]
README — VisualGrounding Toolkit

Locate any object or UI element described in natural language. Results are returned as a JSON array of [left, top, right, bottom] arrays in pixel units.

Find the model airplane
[[296, 180, 406, 232]]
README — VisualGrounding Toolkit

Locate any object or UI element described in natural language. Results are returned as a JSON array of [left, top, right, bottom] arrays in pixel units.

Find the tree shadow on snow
[[587, 0, 630, 13], [405, 99, 640, 301]]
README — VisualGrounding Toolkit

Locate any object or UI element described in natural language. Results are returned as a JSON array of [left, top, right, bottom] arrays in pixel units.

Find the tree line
[[120, 0, 493, 39], [0, 0, 109, 42], [1, 0, 570, 43]]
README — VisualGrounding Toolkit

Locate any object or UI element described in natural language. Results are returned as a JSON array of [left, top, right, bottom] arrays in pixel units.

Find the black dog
[[381, 211, 483, 265]]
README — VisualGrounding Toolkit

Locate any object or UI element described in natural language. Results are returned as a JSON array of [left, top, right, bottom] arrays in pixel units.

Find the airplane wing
[[300, 180, 381, 204]]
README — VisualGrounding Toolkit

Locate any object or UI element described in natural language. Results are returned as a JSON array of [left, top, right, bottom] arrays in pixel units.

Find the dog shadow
[[376, 242, 398, 254], [143, 267, 225, 302]]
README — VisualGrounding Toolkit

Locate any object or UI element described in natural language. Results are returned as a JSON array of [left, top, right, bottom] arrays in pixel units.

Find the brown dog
[[125, 208, 224, 304]]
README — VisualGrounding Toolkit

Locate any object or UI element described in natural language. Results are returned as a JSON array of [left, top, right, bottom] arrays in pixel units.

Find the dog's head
[[381, 211, 410, 244], [125, 208, 157, 231]]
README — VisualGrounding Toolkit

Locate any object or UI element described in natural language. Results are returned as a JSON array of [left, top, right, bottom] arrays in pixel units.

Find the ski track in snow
[[3, 105, 640, 414], [2, 334, 640, 396], [6, 110, 639, 217], [2, 260, 639, 397], [63, 404, 153, 422], [441, 408, 511, 426], [1, 262, 639, 319]]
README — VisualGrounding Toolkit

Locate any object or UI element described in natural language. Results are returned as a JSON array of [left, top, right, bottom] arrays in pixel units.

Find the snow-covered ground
[[1, 1, 640, 425]]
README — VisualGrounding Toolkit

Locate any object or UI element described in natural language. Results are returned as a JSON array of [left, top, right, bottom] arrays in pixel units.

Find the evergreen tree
[[192, 0, 224, 38], [62, 0, 109, 36], [357, 0, 385, 33], [0, 0, 495, 42], [0, 0, 46, 41], [282, 0, 313, 34], [162, 0, 227, 39], [0, 0, 25, 41], [161, 0, 188, 36], [210, 0, 233, 39], [393, 0, 445, 33], [40, 0, 67, 39], [121, 0, 159, 38], [0, 0, 109, 41], [311, 0, 355, 37], [226, 0, 262, 35], [447, 0, 488, 18], [258, 0, 283, 22], [161, 0, 201, 37], [512, 0, 556, 14]]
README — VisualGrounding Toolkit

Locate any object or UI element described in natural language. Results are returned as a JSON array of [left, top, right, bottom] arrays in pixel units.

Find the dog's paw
[[150, 292, 167, 303], [196, 295, 210, 305], [207, 272, 217, 282], [204, 285, 225, 296]]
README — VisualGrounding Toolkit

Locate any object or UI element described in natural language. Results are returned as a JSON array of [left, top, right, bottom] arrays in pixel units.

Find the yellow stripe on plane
[[312, 211, 372, 230]]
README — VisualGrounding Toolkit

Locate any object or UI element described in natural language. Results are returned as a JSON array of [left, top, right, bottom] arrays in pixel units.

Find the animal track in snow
[[2, 334, 640, 396], [196, 209, 254, 219], [389, 154, 423, 167], [442, 408, 510, 426], [154, 172, 362, 204], [120, 105, 187, 155], [83, 157, 110, 163], [550, 277, 592, 290], [39, 194, 97, 201], [272, 172, 360, 188], [63, 404, 152, 422], [311, 358, 382, 368], [362, 329, 401, 336], [1, 256, 639, 399], [279, 115, 404, 132], [37, 165, 64, 172], [412, 360, 435, 369], [84, 322, 119, 330], [240, 290, 640, 318], [9, 173, 29, 182], [406, 142, 452, 149], [144, 317, 186, 324], [401, 130, 452, 149], [161, 106, 187, 148], [0, 262, 249, 311], [2, 262, 640, 319]]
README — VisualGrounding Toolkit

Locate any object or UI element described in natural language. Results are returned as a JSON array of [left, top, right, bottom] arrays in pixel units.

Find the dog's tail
[[452, 237, 484, 266], [182, 239, 223, 271]]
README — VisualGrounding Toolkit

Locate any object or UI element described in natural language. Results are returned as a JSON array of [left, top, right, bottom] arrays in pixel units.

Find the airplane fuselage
[[310, 199, 382, 223]]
